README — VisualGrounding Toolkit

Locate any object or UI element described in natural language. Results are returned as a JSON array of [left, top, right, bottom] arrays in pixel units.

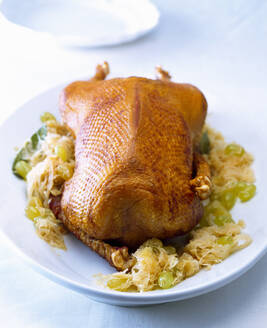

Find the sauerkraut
[[18, 118, 75, 249], [14, 115, 255, 292], [204, 125, 254, 192]]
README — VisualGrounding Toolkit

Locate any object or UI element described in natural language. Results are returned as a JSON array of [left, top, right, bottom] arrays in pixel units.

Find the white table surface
[[1, 0, 267, 327]]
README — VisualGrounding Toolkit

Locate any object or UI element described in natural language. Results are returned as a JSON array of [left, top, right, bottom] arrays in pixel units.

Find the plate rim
[[2, 228, 267, 305]]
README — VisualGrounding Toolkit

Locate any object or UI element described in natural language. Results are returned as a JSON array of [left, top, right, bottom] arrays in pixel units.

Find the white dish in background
[[0, 0, 160, 47], [0, 83, 266, 306]]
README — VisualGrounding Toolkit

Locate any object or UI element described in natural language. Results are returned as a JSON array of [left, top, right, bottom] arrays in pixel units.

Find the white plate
[[0, 0, 159, 47], [0, 83, 266, 306]]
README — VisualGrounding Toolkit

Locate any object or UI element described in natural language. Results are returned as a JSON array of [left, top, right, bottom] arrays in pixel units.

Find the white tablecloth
[[1, 1, 267, 327]]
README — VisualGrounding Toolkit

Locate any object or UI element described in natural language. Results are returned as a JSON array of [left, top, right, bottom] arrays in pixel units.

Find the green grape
[[205, 201, 234, 226], [209, 192, 219, 202], [144, 238, 163, 248], [238, 184, 256, 202], [158, 272, 174, 289], [55, 146, 68, 162], [213, 214, 234, 226], [218, 188, 237, 210], [107, 278, 127, 290], [57, 164, 74, 180], [217, 236, 233, 245], [25, 205, 41, 221], [164, 246, 177, 255], [235, 181, 247, 193], [40, 112, 56, 123], [206, 200, 226, 216], [224, 144, 245, 157], [14, 160, 31, 180]]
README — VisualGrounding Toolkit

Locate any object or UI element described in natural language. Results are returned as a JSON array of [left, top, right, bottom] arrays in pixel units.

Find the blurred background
[[0, 1, 267, 327], [0, 0, 266, 125]]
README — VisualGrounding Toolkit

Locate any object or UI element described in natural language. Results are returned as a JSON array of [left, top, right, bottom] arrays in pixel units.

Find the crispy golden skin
[[59, 64, 210, 249]]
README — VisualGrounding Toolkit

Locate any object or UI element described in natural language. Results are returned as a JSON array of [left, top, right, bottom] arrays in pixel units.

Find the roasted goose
[[50, 62, 211, 271]]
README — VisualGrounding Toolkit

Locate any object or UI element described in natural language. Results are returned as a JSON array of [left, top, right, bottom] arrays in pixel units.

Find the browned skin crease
[[53, 62, 211, 271], [132, 85, 141, 135]]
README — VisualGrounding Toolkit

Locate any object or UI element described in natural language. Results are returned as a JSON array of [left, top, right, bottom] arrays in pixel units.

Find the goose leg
[[190, 152, 212, 200], [155, 66, 171, 81], [77, 231, 136, 272], [90, 61, 110, 81]]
